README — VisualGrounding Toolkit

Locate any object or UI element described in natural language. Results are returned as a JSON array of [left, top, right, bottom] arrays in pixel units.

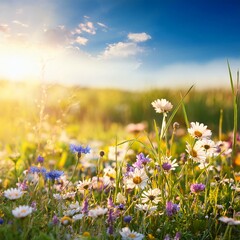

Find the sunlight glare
[[0, 50, 40, 81]]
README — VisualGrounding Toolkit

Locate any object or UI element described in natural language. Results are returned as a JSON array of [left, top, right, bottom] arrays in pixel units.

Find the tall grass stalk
[[228, 62, 239, 163], [219, 109, 223, 141]]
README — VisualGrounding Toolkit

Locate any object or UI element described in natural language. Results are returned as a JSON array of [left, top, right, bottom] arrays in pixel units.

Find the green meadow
[[0, 80, 237, 142], [0, 78, 240, 240]]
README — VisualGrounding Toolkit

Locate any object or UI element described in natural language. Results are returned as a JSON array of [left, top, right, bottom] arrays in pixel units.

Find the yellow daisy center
[[82, 232, 91, 237], [204, 144, 210, 150], [128, 233, 137, 238], [194, 130, 202, 138], [149, 195, 155, 201], [191, 149, 198, 158], [133, 176, 142, 184]]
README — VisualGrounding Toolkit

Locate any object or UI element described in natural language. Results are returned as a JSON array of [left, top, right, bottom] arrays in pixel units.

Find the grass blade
[[162, 85, 194, 137]]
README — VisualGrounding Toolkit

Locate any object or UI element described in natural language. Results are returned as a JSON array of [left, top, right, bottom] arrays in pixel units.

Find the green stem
[[63, 154, 81, 191]]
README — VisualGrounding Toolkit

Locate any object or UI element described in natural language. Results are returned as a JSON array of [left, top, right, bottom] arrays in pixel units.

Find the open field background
[[0, 79, 240, 239], [0, 80, 237, 144]]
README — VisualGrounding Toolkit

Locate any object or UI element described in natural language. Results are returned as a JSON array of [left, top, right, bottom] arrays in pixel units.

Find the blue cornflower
[[45, 170, 64, 180], [123, 215, 132, 223], [29, 166, 46, 174], [37, 155, 44, 163], [70, 144, 91, 155], [118, 204, 125, 210], [0, 218, 3, 225]]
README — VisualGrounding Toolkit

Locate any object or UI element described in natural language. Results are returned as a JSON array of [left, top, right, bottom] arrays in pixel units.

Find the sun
[[0, 47, 41, 81]]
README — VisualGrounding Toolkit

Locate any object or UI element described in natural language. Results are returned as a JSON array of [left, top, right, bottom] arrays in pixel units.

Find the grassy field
[[0, 79, 239, 239], [0, 80, 237, 142]]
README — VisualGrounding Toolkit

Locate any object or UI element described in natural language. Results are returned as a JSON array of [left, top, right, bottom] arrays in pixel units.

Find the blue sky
[[0, 0, 240, 89]]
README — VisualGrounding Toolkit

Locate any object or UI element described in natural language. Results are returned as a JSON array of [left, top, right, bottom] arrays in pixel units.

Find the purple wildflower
[[37, 155, 44, 163], [107, 209, 114, 235], [108, 196, 114, 208], [174, 232, 181, 240], [133, 153, 150, 168], [190, 183, 205, 193], [164, 235, 170, 240], [107, 225, 114, 235], [166, 201, 180, 217], [124, 164, 135, 177], [45, 170, 64, 180], [123, 215, 132, 223], [70, 144, 91, 156], [52, 215, 59, 225], [82, 198, 89, 214], [31, 201, 37, 211], [162, 162, 172, 171], [0, 218, 3, 225]]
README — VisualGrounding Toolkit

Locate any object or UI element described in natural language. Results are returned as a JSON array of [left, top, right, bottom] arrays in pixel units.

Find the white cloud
[[72, 28, 82, 35], [75, 36, 88, 45], [97, 22, 108, 28], [78, 21, 96, 35], [128, 32, 151, 42], [102, 42, 143, 59], [12, 20, 29, 28]]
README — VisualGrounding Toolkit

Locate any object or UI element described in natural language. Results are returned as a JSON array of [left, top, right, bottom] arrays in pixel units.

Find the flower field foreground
[[0, 94, 240, 240]]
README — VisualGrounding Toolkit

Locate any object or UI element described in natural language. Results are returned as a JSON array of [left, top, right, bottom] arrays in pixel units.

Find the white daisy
[[88, 206, 108, 218], [77, 178, 92, 193], [141, 188, 161, 204], [72, 213, 84, 221], [119, 227, 144, 240], [198, 139, 216, 157], [12, 205, 33, 218], [62, 191, 76, 200], [219, 216, 240, 225], [186, 141, 206, 163], [188, 122, 212, 139], [69, 201, 81, 209], [103, 166, 116, 179], [4, 188, 24, 200], [125, 168, 148, 189], [151, 99, 173, 114], [91, 176, 112, 190], [63, 209, 79, 216], [135, 204, 157, 212], [53, 193, 62, 200], [63, 201, 82, 216]]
